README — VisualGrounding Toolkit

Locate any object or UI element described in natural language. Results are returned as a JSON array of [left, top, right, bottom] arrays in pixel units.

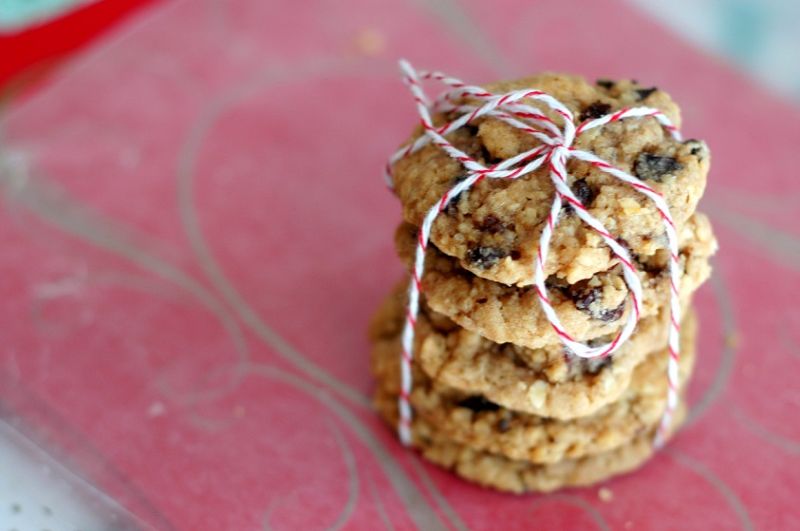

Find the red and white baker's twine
[[386, 60, 683, 448]]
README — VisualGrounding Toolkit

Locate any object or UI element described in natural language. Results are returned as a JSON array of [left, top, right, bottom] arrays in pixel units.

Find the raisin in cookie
[[369, 281, 695, 419], [372, 310, 695, 463], [390, 73, 709, 286], [395, 212, 715, 350]]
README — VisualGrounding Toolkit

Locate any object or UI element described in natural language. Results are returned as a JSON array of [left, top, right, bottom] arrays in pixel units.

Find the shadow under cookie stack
[[370, 65, 717, 493]]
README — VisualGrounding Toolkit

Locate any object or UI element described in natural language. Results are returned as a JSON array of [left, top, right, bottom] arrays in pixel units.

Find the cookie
[[395, 212, 715, 350], [375, 389, 687, 493], [370, 281, 696, 419], [372, 309, 696, 463], [390, 73, 709, 287]]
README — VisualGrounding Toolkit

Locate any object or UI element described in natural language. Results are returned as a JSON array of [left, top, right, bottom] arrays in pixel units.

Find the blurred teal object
[[0, 0, 94, 31], [629, 0, 800, 102]]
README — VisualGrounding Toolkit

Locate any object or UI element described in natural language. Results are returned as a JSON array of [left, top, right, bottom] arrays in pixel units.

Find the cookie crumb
[[527, 380, 548, 409], [147, 401, 166, 418], [725, 332, 740, 349], [598, 487, 614, 502], [353, 28, 385, 57]]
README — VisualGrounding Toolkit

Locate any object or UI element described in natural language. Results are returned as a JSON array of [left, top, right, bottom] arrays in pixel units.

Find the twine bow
[[386, 60, 683, 448]]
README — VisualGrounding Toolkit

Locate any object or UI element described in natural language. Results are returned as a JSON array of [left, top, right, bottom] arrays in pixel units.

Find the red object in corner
[[0, 0, 158, 98]]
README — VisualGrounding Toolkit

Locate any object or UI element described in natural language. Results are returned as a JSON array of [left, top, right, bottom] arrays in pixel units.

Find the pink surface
[[1, 0, 799, 529]]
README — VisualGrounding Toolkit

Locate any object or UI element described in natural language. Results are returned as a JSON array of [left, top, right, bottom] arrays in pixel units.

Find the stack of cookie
[[370, 72, 717, 493]]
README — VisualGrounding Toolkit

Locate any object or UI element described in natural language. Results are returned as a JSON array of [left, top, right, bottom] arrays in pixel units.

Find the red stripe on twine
[[523, 90, 544, 98], [630, 181, 660, 195], [659, 210, 676, 228], [670, 279, 679, 297], [551, 165, 566, 182], [631, 294, 641, 320], [668, 346, 679, 361], [617, 254, 636, 272], [513, 111, 554, 124], [537, 246, 547, 268], [609, 107, 629, 122], [534, 284, 552, 306], [438, 194, 449, 212], [561, 193, 588, 212], [552, 325, 575, 343], [412, 272, 423, 293], [506, 166, 524, 179], [602, 331, 623, 356], [595, 228, 616, 241]]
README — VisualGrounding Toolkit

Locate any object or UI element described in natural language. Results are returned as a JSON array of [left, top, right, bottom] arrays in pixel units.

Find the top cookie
[[390, 73, 710, 287]]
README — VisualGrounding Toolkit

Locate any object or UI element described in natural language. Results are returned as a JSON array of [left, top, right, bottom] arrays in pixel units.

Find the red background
[[1, 0, 798, 529]]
